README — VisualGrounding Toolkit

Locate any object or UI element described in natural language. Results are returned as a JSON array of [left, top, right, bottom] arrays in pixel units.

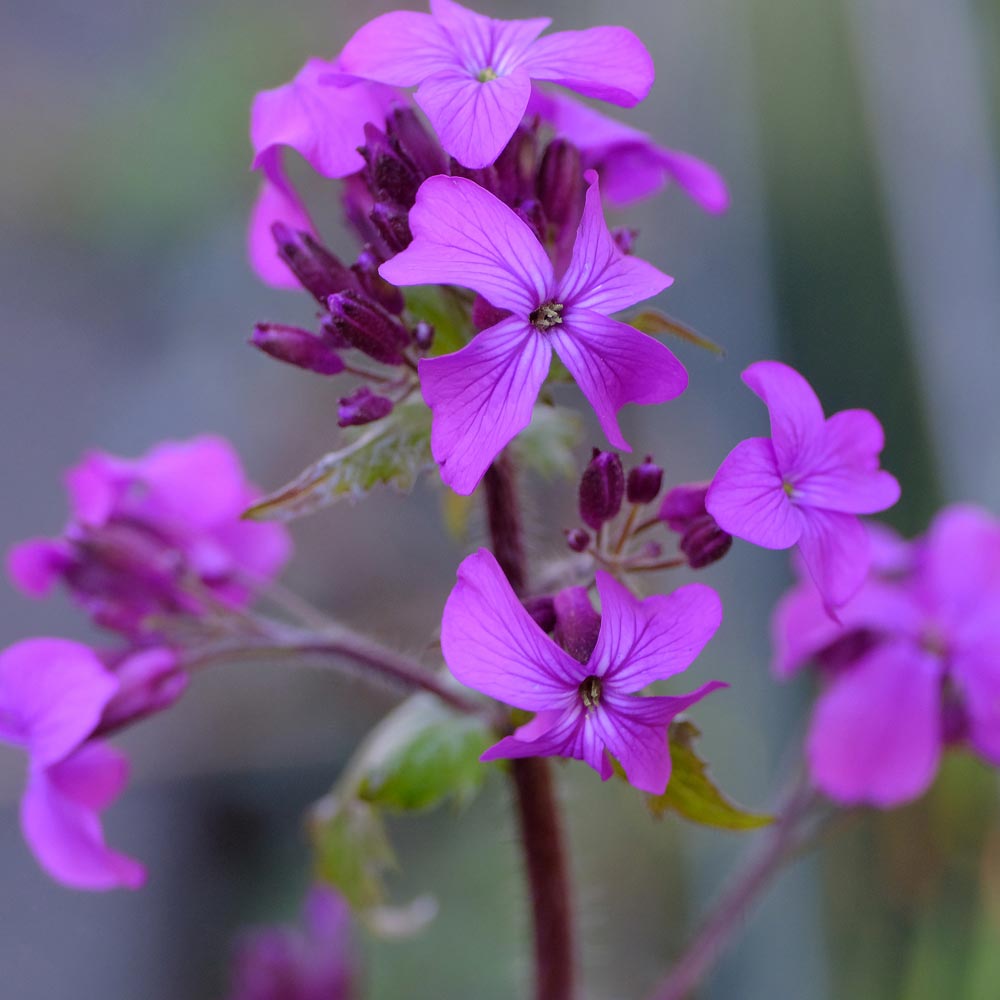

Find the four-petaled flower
[[338, 0, 654, 168], [441, 549, 724, 794], [706, 361, 900, 611], [380, 171, 686, 494]]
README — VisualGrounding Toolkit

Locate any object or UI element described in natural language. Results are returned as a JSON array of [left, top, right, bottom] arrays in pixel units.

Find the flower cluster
[[2, 437, 290, 887], [773, 506, 1000, 806]]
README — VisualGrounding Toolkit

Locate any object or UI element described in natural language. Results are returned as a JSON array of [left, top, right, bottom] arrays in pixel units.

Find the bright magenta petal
[[706, 437, 803, 549], [338, 11, 457, 86], [441, 549, 582, 710], [430, 0, 550, 73], [589, 575, 722, 690], [742, 361, 826, 475], [0, 640, 117, 766], [419, 318, 551, 494], [415, 69, 532, 169], [380, 175, 553, 313], [558, 172, 672, 313], [807, 642, 942, 807], [797, 508, 870, 609], [7, 538, 71, 598], [522, 26, 654, 106], [21, 744, 146, 890], [951, 640, 1000, 765], [549, 310, 687, 451]]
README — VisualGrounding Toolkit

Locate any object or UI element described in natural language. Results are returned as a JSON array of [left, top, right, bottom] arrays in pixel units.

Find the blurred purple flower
[[226, 886, 357, 1000], [527, 88, 729, 212], [441, 549, 724, 794], [773, 506, 1000, 807], [337, 0, 654, 168], [0, 639, 146, 889], [381, 172, 685, 493], [706, 361, 900, 610], [8, 436, 291, 637]]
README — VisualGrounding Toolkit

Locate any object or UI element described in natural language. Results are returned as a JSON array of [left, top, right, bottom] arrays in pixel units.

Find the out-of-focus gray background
[[2, 0, 999, 997]]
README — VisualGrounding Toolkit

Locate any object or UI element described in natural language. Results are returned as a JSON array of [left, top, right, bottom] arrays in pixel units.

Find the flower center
[[579, 675, 602, 710], [477, 67, 499, 82], [530, 301, 564, 331], [781, 479, 796, 498]]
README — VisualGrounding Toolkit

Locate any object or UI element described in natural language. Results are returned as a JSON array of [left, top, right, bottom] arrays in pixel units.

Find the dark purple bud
[[564, 528, 591, 553], [352, 247, 405, 315], [337, 386, 394, 427], [637, 540, 663, 561], [250, 324, 345, 376], [523, 595, 557, 633], [413, 321, 434, 352], [659, 482, 712, 532], [941, 676, 971, 747], [327, 291, 411, 365], [815, 630, 879, 678], [579, 449, 625, 531], [387, 107, 447, 180], [361, 122, 421, 208], [537, 139, 584, 233], [370, 202, 413, 253], [612, 227, 639, 255], [271, 223, 358, 306], [627, 455, 664, 504], [515, 198, 546, 242], [449, 158, 500, 196], [472, 295, 512, 332], [494, 125, 538, 206], [97, 648, 188, 735], [341, 174, 388, 254], [553, 587, 601, 664], [679, 515, 732, 569]]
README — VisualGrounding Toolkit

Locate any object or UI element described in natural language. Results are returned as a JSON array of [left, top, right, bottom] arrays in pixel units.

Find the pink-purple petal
[[419, 318, 551, 494], [415, 69, 532, 169], [21, 743, 145, 890], [441, 549, 582, 710], [380, 175, 553, 314], [430, 0, 550, 74], [557, 171, 673, 313], [807, 642, 943, 807], [589, 575, 723, 690], [522, 26, 654, 107], [0, 639, 118, 766], [706, 437, 803, 549], [549, 310, 687, 451], [7, 538, 71, 598], [338, 11, 457, 86], [950, 642, 1000, 765], [742, 361, 826, 475], [796, 508, 871, 610]]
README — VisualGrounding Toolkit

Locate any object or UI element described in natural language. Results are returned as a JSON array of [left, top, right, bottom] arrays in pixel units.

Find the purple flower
[[527, 88, 729, 212], [380, 172, 686, 494], [226, 886, 357, 1000], [706, 361, 900, 610], [337, 0, 654, 169], [8, 436, 291, 636], [773, 506, 1000, 807], [248, 59, 396, 287], [0, 639, 145, 889], [441, 549, 724, 794]]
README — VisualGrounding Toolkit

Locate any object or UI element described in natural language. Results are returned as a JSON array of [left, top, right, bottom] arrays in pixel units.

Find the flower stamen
[[530, 301, 564, 330], [476, 67, 498, 82], [579, 675, 603, 710]]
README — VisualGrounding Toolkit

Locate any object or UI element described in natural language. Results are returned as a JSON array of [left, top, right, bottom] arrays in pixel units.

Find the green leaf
[[244, 403, 433, 521], [310, 796, 395, 909], [403, 286, 473, 357], [352, 695, 494, 813], [512, 405, 582, 480], [649, 720, 773, 829], [629, 309, 727, 358]]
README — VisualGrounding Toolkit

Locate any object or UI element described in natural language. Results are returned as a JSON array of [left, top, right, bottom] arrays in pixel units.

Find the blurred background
[[2, 0, 999, 996]]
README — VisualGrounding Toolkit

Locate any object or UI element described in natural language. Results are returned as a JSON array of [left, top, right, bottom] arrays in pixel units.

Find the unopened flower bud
[[627, 455, 663, 504], [472, 295, 511, 332], [413, 321, 434, 352], [370, 202, 413, 254], [660, 483, 732, 569], [659, 483, 711, 532], [537, 139, 584, 233], [361, 122, 421, 208], [564, 528, 591, 553], [495, 125, 538, 206], [271, 223, 357, 305], [327, 291, 411, 365], [637, 540, 663, 561], [97, 648, 188, 735], [387, 107, 446, 180], [579, 449, 624, 531], [250, 324, 345, 375], [352, 247, 405, 315], [523, 595, 556, 633], [337, 386, 394, 427], [553, 587, 601, 664], [612, 227, 638, 255]]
